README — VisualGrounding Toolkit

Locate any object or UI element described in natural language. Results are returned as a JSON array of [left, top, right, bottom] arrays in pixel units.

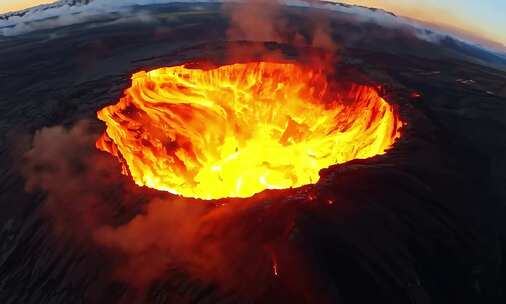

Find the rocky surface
[[0, 3, 505, 303]]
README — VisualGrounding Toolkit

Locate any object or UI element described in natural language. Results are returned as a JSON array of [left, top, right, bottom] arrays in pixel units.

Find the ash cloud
[[18, 122, 213, 287], [21, 121, 127, 238], [224, 0, 339, 49], [221, 0, 340, 66], [20, 121, 310, 298]]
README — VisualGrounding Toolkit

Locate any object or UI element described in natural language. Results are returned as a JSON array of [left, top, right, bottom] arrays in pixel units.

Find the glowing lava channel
[[96, 62, 403, 200]]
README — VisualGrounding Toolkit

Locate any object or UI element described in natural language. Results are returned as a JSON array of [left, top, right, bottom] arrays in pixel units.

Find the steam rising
[[22, 121, 120, 237]]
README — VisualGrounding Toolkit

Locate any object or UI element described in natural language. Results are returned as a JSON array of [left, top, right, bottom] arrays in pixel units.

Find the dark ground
[[0, 3, 506, 304]]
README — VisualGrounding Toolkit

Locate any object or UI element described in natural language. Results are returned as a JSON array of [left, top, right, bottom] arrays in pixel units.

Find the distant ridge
[[0, 0, 504, 61], [1, 0, 397, 21], [0, 0, 93, 20]]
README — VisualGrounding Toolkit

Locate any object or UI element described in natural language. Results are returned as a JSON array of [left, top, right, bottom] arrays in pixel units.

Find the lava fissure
[[97, 61, 403, 200]]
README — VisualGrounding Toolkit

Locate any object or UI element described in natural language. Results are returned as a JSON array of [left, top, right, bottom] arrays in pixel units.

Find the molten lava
[[96, 62, 402, 200]]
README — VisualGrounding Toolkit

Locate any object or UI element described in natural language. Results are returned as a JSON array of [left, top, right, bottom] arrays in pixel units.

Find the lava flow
[[96, 62, 403, 200]]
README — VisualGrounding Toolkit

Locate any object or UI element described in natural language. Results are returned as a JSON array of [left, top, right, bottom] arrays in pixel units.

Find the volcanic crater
[[96, 60, 403, 200]]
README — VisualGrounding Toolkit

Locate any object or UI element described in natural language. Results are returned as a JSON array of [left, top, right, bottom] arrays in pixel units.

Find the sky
[[338, 0, 506, 50], [0, 0, 53, 13], [1, 0, 505, 49]]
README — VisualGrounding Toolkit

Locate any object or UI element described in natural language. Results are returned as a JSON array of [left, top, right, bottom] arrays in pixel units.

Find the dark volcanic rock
[[0, 3, 505, 304]]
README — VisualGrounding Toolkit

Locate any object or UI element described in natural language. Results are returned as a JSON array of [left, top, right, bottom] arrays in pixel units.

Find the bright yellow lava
[[96, 62, 402, 200]]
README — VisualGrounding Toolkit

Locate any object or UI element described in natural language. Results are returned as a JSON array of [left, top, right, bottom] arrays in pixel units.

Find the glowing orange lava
[[96, 62, 403, 200]]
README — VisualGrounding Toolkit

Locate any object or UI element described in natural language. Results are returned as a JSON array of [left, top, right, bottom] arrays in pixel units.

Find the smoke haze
[[20, 122, 315, 299]]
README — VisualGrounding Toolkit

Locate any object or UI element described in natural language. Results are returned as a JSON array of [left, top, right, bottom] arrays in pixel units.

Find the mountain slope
[[0, 0, 94, 21]]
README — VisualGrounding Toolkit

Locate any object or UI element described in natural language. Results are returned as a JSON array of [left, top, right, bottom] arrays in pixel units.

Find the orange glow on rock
[[96, 62, 403, 200]]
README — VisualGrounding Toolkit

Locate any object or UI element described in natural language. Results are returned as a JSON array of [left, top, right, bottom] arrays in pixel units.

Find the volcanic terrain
[[0, 2, 506, 304]]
